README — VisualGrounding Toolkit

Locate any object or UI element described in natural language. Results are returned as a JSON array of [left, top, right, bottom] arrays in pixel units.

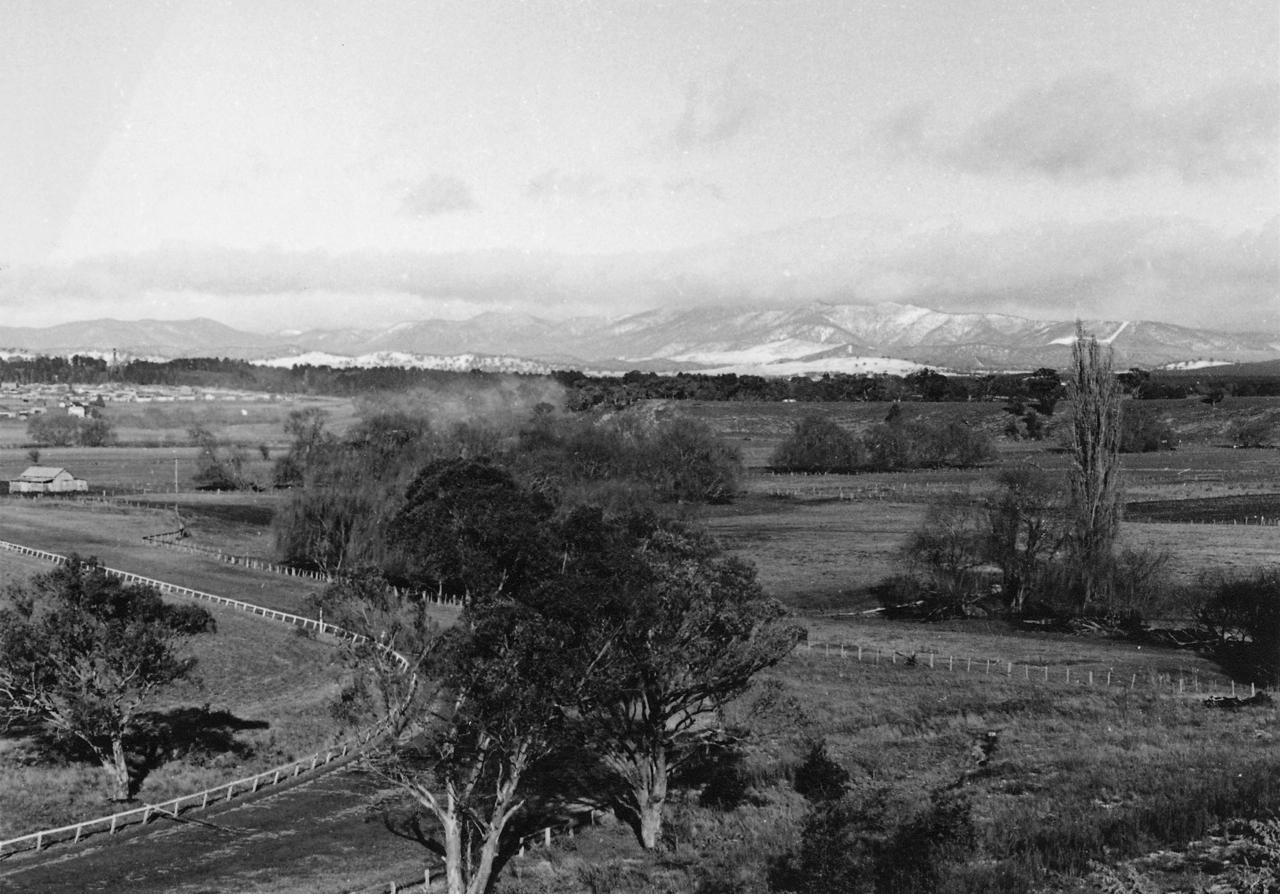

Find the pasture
[[0, 392, 1276, 891]]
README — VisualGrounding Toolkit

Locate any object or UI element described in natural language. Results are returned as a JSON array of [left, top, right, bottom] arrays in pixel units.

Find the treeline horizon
[[2, 355, 1279, 403]]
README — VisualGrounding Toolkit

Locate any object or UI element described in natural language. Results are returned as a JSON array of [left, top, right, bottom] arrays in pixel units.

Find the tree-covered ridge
[[3, 354, 1277, 402]]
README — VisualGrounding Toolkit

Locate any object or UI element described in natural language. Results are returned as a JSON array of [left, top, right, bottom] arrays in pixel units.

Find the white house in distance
[[8, 466, 89, 494]]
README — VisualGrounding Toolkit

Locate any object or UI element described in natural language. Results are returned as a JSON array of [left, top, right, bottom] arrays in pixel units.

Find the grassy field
[[1, 394, 1276, 890], [0, 395, 360, 451], [335, 633, 1278, 894]]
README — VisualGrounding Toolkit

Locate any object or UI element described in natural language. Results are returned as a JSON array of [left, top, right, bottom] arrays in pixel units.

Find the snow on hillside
[[700, 355, 930, 377], [252, 352, 551, 374], [1156, 359, 1235, 370], [666, 339, 839, 365]]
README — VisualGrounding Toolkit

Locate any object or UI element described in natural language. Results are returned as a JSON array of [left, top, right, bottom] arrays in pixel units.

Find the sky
[[0, 0, 1276, 333]]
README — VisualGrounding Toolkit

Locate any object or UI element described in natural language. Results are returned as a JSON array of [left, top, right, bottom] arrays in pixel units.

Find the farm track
[[0, 766, 425, 893]]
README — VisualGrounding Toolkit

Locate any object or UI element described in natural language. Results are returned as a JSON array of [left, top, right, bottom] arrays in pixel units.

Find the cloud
[[879, 75, 1278, 181], [397, 175, 477, 217], [0, 217, 1272, 332], [665, 67, 765, 151], [523, 169, 726, 203], [524, 169, 609, 201]]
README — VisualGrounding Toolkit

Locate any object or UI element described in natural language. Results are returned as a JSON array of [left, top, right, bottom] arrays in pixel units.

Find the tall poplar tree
[[1065, 324, 1122, 609]]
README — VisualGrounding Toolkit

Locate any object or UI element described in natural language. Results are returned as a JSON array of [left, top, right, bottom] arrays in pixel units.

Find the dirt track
[[0, 763, 434, 893]]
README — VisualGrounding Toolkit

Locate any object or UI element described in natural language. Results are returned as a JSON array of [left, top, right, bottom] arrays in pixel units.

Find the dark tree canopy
[[388, 458, 557, 599]]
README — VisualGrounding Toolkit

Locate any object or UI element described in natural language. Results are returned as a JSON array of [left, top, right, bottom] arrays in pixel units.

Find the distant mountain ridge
[[1, 303, 1276, 373]]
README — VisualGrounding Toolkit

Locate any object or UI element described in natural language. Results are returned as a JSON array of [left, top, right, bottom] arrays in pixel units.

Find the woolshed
[[8, 466, 89, 494]]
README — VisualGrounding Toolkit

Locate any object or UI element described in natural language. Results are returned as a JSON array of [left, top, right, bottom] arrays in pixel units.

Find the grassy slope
[[0, 598, 344, 839], [0, 500, 455, 841]]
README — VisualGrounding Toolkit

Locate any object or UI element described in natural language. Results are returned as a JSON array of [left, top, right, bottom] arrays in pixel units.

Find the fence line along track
[[0, 538, 410, 860]]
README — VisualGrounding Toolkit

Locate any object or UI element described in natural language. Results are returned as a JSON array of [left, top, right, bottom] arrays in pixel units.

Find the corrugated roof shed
[[15, 466, 69, 481]]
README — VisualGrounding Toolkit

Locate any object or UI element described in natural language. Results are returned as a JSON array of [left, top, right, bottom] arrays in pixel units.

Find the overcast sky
[[1, 0, 1275, 332]]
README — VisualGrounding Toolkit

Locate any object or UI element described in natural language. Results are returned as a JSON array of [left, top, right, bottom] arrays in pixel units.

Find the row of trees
[[314, 459, 802, 894], [26, 412, 114, 447], [770, 410, 995, 473], [272, 404, 743, 575], [1, 352, 1276, 402]]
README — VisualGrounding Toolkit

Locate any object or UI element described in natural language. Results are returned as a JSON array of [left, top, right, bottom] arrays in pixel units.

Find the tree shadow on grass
[[12, 706, 269, 800], [126, 705, 270, 795]]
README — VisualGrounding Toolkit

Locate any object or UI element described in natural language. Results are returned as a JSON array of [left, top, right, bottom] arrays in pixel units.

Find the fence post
[[545, 827, 552, 848]]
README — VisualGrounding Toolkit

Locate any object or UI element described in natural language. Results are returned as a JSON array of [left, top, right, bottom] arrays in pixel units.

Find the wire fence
[[793, 636, 1264, 700], [352, 810, 606, 894], [0, 538, 411, 860]]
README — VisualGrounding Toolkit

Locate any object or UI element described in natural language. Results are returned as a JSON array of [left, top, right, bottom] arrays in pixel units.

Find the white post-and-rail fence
[[795, 637, 1263, 700], [0, 538, 411, 860]]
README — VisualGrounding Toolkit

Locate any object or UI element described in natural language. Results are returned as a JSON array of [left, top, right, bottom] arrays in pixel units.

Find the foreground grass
[[467, 634, 1278, 893]]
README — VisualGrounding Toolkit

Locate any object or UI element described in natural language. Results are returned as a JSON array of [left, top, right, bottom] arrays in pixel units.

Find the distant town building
[[8, 466, 89, 494]]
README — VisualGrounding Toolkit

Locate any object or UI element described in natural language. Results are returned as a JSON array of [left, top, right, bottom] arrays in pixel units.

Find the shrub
[[1227, 417, 1274, 448], [1119, 405, 1178, 453], [770, 415, 863, 473], [792, 740, 850, 803], [26, 413, 80, 446], [1197, 568, 1280, 685]]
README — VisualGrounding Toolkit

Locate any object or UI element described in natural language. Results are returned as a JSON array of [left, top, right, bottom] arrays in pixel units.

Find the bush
[[793, 740, 849, 803], [1227, 417, 1274, 448], [1197, 569, 1280, 685], [1120, 405, 1177, 453], [642, 417, 741, 504], [26, 414, 80, 446], [76, 417, 114, 447], [770, 415, 863, 473], [771, 787, 976, 894]]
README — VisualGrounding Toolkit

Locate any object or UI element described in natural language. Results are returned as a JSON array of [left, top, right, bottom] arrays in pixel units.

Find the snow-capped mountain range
[[1, 302, 1276, 374]]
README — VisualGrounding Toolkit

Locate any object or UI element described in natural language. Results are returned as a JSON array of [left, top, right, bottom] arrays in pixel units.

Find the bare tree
[[984, 467, 1064, 615], [1065, 324, 1121, 610]]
